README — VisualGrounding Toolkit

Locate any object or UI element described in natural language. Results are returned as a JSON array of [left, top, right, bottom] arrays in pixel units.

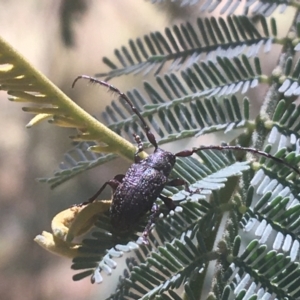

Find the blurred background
[[0, 1, 293, 299], [0, 1, 152, 299], [0, 1, 200, 299]]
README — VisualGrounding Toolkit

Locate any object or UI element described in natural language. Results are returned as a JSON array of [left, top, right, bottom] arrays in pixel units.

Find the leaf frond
[[45, 90, 251, 187], [38, 142, 117, 188], [278, 57, 300, 98], [149, 0, 290, 16], [102, 55, 259, 139], [98, 16, 274, 79]]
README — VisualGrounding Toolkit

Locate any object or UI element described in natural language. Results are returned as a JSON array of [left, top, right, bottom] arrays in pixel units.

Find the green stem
[[0, 35, 143, 162]]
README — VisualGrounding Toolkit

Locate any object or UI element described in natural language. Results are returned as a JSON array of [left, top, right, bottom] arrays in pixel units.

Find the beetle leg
[[142, 203, 159, 244], [113, 174, 125, 183], [167, 178, 190, 192], [84, 174, 124, 204], [133, 133, 143, 163], [159, 194, 177, 210], [166, 178, 202, 198]]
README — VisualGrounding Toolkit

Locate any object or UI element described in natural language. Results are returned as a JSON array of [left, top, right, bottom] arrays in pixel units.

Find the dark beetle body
[[110, 148, 176, 230]]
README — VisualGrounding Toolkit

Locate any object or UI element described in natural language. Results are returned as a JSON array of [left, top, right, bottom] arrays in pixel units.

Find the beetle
[[72, 75, 300, 243]]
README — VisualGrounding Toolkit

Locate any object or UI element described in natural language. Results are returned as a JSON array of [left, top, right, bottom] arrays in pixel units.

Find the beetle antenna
[[72, 75, 158, 150], [175, 145, 300, 175]]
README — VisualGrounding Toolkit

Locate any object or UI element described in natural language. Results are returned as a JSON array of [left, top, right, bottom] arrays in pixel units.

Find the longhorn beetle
[[72, 75, 300, 243]]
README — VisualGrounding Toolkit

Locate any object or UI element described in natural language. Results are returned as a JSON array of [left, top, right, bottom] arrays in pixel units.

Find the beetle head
[[143, 148, 176, 176]]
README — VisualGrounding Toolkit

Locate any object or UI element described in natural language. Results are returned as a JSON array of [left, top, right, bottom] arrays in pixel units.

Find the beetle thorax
[[141, 148, 176, 177]]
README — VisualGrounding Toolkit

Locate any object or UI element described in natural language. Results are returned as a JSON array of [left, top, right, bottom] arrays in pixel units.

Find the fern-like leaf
[[149, 0, 289, 16], [38, 142, 117, 188], [98, 16, 275, 79], [45, 54, 260, 187], [45, 92, 251, 187]]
